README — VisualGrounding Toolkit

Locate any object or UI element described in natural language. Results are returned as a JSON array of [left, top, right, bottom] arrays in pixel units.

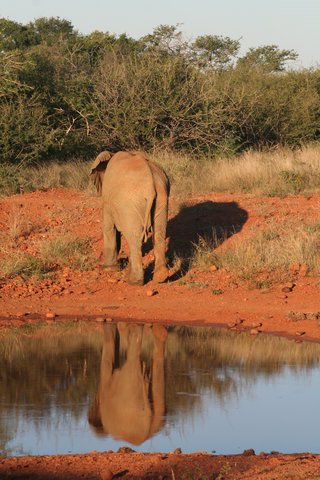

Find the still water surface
[[1, 322, 320, 456]]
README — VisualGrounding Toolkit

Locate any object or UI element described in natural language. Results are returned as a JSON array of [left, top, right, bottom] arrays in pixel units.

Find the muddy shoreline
[[1, 450, 320, 479]]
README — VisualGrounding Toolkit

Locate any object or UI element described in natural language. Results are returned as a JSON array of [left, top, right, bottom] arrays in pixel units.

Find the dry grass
[[5, 207, 43, 242], [0, 253, 48, 279], [189, 221, 320, 281], [2, 145, 320, 197], [26, 161, 95, 193], [0, 160, 95, 197], [0, 235, 95, 279], [189, 232, 222, 270], [40, 235, 95, 271], [152, 145, 320, 196], [2, 145, 320, 284]]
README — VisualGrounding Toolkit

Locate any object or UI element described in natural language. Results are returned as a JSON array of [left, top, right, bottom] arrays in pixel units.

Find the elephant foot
[[153, 265, 169, 283], [153, 324, 168, 342], [124, 267, 144, 286], [104, 264, 119, 272], [127, 277, 144, 286]]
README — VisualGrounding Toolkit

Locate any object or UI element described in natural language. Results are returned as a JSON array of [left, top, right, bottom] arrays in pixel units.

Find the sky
[[1, 0, 319, 67]]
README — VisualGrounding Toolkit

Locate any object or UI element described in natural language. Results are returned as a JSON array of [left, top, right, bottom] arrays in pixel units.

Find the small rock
[[106, 317, 113, 323], [277, 294, 288, 300], [288, 311, 306, 321], [107, 278, 118, 284], [299, 264, 309, 277], [250, 328, 261, 335], [283, 282, 295, 289], [281, 285, 294, 293], [295, 331, 306, 336], [251, 322, 262, 328], [173, 448, 182, 454], [289, 262, 300, 274], [117, 446, 135, 453], [243, 449, 255, 456], [235, 319, 244, 325], [95, 317, 105, 322], [209, 265, 218, 272], [259, 452, 268, 457], [45, 312, 56, 319], [146, 289, 157, 297], [100, 469, 113, 480], [228, 322, 236, 328]]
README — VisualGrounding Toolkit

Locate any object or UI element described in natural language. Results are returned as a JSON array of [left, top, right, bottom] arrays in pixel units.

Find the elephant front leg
[[102, 206, 118, 270]]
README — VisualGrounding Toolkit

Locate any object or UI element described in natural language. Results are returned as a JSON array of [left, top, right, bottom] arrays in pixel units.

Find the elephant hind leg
[[153, 264, 169, 284], [124, 232, 144, 286], [102, 205, 118, 269], [152, 201, 169, 283]]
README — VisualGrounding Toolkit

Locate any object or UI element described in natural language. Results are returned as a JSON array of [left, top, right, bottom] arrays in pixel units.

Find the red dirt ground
[[1, 188, 320, 479]]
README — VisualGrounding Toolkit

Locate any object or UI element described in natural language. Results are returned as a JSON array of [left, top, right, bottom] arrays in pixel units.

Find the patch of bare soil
[[1, 450, 320, 479], [1, 189, 320, 479]]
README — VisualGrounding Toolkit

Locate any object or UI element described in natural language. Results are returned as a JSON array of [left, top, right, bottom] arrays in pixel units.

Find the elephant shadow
[[88, 323, 167, 446], [165, 200, 248, 280]]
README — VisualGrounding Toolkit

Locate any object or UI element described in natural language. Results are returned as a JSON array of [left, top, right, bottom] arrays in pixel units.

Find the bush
[[0, 94, 57, 165], [1, 17, 320, 164]]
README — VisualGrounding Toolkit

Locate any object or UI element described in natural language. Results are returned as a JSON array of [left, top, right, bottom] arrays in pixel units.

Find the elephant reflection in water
[[88, 323, 167, 445]]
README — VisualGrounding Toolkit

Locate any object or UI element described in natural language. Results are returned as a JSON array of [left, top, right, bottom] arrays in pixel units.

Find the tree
[[140, 24, 187, 57], [191, 35, 240, 70], [0, 18, 40, 51], [76, 31, 139, 66], [237, 45, 298, 72], [28, 17, 76, 46]]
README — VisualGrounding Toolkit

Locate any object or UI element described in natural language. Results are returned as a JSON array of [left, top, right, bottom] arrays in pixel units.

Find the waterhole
[[1, 321, 320, 456]]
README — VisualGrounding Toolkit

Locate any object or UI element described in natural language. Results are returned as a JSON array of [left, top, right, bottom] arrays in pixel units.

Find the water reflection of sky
[[2, 325, 320, 455]]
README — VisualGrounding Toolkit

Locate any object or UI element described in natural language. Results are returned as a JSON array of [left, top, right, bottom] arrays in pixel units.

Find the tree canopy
[[1, 17, 318, 165]]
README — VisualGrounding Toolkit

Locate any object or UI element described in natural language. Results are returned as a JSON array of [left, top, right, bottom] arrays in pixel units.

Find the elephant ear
[[90, 151, 113, 195]]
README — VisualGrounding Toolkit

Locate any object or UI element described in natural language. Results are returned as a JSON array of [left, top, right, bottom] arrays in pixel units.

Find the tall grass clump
[[153, 145, 320, 196], [0, 253, 50, 279], [40, 235, 95, 271], [0, 160, 94, 197], [0, 235, 95, 279], [190, 220, 320, 280]]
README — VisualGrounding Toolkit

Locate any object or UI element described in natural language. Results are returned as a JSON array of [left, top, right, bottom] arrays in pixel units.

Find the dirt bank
[[0, 188, 320, 341], [1, 188, 320, 479], [1, 450, 320, 479]]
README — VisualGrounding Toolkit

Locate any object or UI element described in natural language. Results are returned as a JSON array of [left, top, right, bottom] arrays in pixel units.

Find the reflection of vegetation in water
[[165, 325, 320, 418], [1, 322, 320, 453], [0, 322, 102, 407], [0, 322, 103, 455], [172, 326, 320, 368]]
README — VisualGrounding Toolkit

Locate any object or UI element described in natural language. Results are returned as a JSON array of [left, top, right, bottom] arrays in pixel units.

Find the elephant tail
[[142, 195, 155, 243]]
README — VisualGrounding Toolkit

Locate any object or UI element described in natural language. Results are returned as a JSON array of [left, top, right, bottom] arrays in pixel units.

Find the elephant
[[88, 322, 167, 445], [90, 151, 170, 285]]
